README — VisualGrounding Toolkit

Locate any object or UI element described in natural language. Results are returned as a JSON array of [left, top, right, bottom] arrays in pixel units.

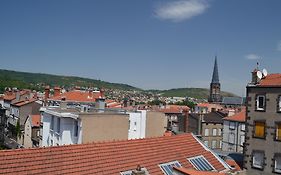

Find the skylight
[[188, 155, 215, 171], [159, 161, 182, 175]]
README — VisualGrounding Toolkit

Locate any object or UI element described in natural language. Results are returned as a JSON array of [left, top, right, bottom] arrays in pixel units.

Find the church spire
[[211, 56, 219, 84]]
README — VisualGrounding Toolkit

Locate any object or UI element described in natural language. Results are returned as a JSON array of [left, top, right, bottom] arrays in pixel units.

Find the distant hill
[[0, 69, 140, 93], [157, 88, 238, 99]]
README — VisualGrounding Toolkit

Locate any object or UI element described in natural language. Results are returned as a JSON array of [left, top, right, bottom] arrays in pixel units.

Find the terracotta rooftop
[[0, 134, 229, 174], [49, 90, 102, 102], [258, 73, 281, 86], [223, 109, 246, 122], [11, 99, 37, 107], [31, 115, 41, 127], [161, 105, 190, 114], [173, 167, 226, 175]]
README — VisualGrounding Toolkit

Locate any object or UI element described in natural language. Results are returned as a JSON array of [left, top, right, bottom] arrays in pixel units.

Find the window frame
[[74, 120, 79, 137], [212, 128, 217, 136], [229, 121, 235, 130], [211, 140, 217, 149], [256, 94, 266, 112], [159, 161, 182, 175], [241, 123, 245, 131], [275, 122, 281, 141], [277, 95, 281, 113], [253, 120, 266, 139], [274, 153, 281, 174], [252, 150, 265, 170], [228, 132, 235, 144], [204, 128, 209, 136], [188, 155, 216, 171]]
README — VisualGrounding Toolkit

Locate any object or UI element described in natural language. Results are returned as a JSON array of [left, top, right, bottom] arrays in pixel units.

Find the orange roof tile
[[49, 90, 101, 102], [225, 159, 241, 171], [258, 73, 281, 86], [0, 134, 229, 174], [11, 99, 37, 107], [173, 167, 226, 175], [223, 109, 246, 122], [31, 115, 41, 127]]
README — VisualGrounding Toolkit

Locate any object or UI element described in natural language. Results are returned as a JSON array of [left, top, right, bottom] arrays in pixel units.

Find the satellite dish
[[257, 71, 263, 79], [262, 68, 268, 77]]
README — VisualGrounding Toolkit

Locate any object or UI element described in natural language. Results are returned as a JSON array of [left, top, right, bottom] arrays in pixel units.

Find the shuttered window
[[276, 123, 281, 141], [254, 121, 265, 138]]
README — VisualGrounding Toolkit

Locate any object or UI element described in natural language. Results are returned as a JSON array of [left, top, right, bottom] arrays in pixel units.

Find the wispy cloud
[[154, 0, 209, 22], [245, 54, 261, 60], [277, 40, 281, 51]]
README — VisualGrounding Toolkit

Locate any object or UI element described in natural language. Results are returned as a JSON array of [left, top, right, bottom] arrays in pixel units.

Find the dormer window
[[256, 95, 265, 111], [159, 161, 181, 175]]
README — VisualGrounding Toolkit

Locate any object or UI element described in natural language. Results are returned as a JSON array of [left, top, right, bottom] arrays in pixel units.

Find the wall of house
[[23, 116, 33, 148], [145, 111, 167, 138], [222, 120, 245, 153], [80, 113, 129, 143], [245, 87, 281, 175], [42, 112, 81, 147], [201, 123, 223, 150], [127, 110, 146, 139]]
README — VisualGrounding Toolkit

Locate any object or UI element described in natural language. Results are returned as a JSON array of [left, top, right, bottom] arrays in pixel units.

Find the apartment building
[[41, 104, 167, 147], [222, 109, 246, 153], [244, 72, 281, 175]]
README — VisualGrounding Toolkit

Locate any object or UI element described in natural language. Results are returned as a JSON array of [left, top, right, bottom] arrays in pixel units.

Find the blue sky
[[0, 0, 281, 96]]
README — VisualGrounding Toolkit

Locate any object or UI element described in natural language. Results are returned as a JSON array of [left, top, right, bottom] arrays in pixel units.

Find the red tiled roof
[[11, 99, 37, 107], [258, 73, 281, 86], [173, 167, 226, 175], [0, 134, 229, 174], [225, 159, 241, 172], [49, 90, 101, 102], [223, 109, 246, 122], [31, 115, 41, 127], [161, 105, 190, 114], [3, 90, 30, 101]]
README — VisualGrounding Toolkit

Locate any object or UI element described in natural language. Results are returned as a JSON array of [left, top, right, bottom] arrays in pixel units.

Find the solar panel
[[188, 155, 215, 171], [159, 161, 182, 175]]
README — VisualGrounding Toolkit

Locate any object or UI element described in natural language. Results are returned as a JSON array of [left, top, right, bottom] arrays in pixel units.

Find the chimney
[[88, 89, 93, 99], [100, 88, 104, 98], [54, 87, 61, 97], [132, 165, 146, 175], [16, 91, 20, 101]]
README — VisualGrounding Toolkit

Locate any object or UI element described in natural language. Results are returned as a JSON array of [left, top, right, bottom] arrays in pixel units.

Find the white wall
[[128, 110, 146, 139], [222, 120, 245, 153], [42, 111, 81, 147]]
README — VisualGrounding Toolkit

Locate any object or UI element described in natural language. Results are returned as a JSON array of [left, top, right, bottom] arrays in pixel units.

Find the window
[[50, 115, 54, 130], [204, 141, 209, 146], [254, 121, 266, 138], [159, 161, 181, 175], [240, 135, 245, 146], [219, 140, 222, 149], [276, 123, 281, 141], [212, 129, 217, 136], [74, 120, 78, 137], [241, 124, 245, 131], [229, 122, 235, 130], [256, 95, 265, 111], [218, 129, 222, 136], [278, 96, 281, 112], [274, 154, 281, 173], [229, 133, 235, 144], [57, 118, 60, 133], [204, 129, 209, 136], [211, 140, 217, 149], [252, 151, 264, 169], [188, 155, 215, 171]]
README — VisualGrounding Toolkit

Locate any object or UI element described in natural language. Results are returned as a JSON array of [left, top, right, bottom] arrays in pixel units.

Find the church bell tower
[[208, 56, 222, 103]]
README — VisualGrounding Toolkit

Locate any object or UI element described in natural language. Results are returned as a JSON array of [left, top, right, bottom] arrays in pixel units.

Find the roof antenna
[[256, 62, 259, 70]]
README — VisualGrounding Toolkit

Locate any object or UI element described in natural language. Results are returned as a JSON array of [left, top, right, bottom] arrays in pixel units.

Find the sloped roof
[[11, 99, 37, 107], [161, 105, 190, 114], [223, 109, 246, 122], [258, 73, 281, 86], [173, 167, 225, 175], [49, 90, 101, 102], [0, 134, 229, 174], [203, 111, 226, 124], [211, 57, 220, 84], [221, 97, 243, 105]]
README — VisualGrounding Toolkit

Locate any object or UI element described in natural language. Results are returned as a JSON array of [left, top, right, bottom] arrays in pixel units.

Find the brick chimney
[[45, 86, 50, 99], [54, 87, 61, 97]]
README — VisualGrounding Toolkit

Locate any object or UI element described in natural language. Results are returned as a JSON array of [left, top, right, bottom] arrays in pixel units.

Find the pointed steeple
[[211, 56, 220, 84]]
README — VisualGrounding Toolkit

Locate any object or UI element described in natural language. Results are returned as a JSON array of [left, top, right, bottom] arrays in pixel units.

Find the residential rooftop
[[0, 133, 230, 174]]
